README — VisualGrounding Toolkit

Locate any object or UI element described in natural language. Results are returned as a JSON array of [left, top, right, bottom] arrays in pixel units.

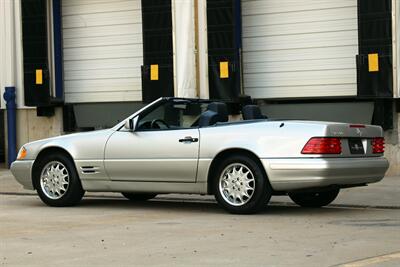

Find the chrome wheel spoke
[[40, 161, 70, 200], [241, 190, 250, 198], [218, 163, 256, 207]]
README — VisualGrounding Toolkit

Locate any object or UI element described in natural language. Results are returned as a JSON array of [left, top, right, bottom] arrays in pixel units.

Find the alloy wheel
[[40, 161, 70, 200], [218, 163, 256, 206]]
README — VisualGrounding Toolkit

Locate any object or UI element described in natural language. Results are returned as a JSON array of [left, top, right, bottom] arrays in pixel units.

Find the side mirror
[[124, 117, 138, 131]]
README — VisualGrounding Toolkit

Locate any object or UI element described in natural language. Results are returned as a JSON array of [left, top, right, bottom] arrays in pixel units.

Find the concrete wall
[[384, 111, 400, 176], [4, 108, 63, 160], [385, 143, 399, 176]]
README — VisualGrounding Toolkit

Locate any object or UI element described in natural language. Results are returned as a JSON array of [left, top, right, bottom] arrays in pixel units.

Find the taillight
[[302, 137, 342, 154], [349, 124, 366, 128], [371, 137, 385, 154]]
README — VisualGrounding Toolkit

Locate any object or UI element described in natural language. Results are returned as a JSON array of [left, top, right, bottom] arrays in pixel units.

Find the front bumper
[[10, 160, 35, 190], [262, 157, 389, 191]]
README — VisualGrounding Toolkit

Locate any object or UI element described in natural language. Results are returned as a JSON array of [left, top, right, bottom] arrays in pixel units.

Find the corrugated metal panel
[[242, 0, 358, 99], [62, 0, 143, 103]]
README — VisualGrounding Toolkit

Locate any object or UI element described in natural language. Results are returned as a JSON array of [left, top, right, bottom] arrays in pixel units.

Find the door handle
[[179, 136, 199, 143]]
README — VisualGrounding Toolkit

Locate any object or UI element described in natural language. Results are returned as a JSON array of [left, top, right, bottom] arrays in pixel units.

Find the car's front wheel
[[33, 153, 85, 207], [213, 155, 272, 214], [121, 193, 157, 201], [288, 189, 340, 208]]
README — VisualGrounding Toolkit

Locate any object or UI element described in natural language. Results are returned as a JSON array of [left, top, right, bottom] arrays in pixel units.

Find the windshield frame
[[113, 97, 213, 131]]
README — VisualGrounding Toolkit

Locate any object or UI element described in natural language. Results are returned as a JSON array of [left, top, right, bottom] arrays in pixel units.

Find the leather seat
[[199, 102, 228, 127], [242, 105, 266, 120]]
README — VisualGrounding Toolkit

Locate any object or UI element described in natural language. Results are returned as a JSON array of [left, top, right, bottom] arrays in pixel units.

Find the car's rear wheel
[[33, 153, 85, 207], [213, 155, 272, 214], [288, 189, 340, 208], [121, 193, 157, 201]]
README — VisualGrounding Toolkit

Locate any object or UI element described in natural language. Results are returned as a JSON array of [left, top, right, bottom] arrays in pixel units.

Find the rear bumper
[[10, 160, 35, 190], [262, 157, 389, 191]]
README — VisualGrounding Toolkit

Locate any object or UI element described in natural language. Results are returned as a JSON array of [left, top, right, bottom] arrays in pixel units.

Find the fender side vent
[[80, 166, 100, 174]]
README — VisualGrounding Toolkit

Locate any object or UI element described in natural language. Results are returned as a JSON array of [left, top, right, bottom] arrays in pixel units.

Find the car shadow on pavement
[[80, 198, 224, 213], [70, 197, 368, 216]]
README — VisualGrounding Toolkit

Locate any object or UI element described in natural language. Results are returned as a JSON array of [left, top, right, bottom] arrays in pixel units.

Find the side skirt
[[81, 180, 208, 195]]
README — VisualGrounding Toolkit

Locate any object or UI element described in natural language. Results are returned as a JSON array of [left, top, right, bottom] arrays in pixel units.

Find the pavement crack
[[333, 251, 400, 267]]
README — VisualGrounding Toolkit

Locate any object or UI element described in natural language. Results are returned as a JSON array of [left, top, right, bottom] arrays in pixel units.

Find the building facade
[[1, 0, 399, 175]]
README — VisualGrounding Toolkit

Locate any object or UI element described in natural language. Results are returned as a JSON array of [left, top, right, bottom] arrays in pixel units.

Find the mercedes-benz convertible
[[11, 97, 389, 214]]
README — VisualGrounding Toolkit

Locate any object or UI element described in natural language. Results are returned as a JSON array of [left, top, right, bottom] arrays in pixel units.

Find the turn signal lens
[[371, 137, 385, 154], [302, 137, 342, 154], [17, 147, 27, 160]]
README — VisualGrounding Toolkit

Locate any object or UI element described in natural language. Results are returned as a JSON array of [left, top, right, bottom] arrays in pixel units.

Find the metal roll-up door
[[242, 0, 359, 99], [62, 0, 143, 103]]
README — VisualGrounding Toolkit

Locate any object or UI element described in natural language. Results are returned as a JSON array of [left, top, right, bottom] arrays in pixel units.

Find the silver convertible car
[[11, 97, 389, 214]]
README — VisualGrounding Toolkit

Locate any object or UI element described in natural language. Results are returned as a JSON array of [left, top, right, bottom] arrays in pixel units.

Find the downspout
[[3, 1, 17, 168], [234, 0, 243, 95], [3, 87, 17, 167], [52, 0, 64, 101]]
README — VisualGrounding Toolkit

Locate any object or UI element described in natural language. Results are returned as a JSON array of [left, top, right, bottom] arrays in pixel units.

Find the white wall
[[172, 0, 197, 98], [0, 0, 25, 109], [172, 0, 209, 99], [197, 0, 209, 99], [396, 0, 400, 98]]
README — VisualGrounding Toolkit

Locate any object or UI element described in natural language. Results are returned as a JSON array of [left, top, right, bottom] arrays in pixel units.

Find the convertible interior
[[136, 99, 267, 131]]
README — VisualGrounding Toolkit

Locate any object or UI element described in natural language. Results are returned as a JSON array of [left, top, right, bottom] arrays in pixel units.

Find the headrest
[[242, 105, 265, 120], [207, 102, 228, 122]]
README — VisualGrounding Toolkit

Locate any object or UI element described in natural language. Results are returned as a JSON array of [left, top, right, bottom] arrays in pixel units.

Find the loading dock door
[[62, 0, 143, 103], [242, 0, 359, 99]]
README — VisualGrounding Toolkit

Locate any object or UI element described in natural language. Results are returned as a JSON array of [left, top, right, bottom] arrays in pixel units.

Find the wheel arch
[[31, 146, 77, 189], [207, 148, 270, 194]]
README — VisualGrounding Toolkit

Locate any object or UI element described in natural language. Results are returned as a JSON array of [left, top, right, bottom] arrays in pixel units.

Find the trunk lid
[[320, 122, 383, 157]]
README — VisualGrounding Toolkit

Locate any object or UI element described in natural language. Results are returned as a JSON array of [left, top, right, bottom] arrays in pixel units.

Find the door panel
[[105, 129, 199, 182]]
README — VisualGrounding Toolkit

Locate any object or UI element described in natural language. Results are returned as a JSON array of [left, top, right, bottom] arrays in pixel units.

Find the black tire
[[33, 152, 85, 207], [213, 155, 272, 214], [121, 193, 157, 201], [288, 189, 340, 208]]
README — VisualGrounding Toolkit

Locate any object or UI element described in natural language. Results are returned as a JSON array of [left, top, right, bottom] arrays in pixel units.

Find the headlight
[[17, 147, 27, 160]]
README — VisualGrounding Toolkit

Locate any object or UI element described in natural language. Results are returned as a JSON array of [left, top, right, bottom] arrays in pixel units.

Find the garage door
[[242, 0, 358, 99], [62, 0, 143, 103]]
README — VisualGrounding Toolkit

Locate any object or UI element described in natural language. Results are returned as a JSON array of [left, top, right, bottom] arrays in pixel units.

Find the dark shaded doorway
[[141, 0, 174, 103], [207, 0, 241, 100]]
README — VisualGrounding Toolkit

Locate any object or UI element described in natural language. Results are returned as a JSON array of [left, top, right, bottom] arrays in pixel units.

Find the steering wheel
[[150, 119, 170, 129]]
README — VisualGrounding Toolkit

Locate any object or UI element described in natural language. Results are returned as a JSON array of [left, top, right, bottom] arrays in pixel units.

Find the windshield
[[136, 99, 209, 130]]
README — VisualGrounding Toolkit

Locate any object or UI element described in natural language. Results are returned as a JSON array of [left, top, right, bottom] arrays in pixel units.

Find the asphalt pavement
[[1, 168, 399, 266]]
